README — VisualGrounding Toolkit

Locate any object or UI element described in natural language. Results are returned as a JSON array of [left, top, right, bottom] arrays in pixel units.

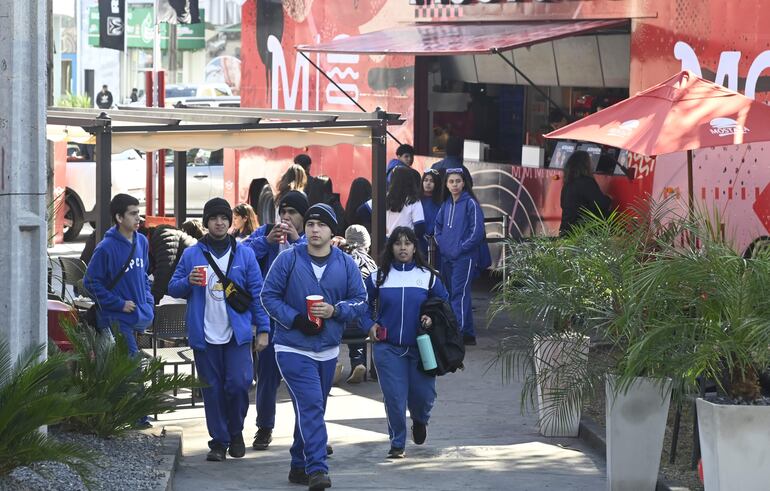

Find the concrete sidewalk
[[161, 284, 606, 490]]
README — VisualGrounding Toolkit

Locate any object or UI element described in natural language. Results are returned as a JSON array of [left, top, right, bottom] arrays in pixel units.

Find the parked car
[[63, 146, 224, 241], [164, 83, 233, 107]]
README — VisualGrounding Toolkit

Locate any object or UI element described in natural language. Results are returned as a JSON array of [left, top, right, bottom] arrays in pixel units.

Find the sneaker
[[412, 421, 427, 445], [463, 335, 477, 346], [252, 428, 273, 450], [206, 444, 227, 462], [387, 447, 405, 459], [288, 467, 309, 485], [332, 361, 344, 386], [326, 444, 333, 455], [308, 471, 332, 490], [346, 364, 366, 384], [228, 433, 246, 458]]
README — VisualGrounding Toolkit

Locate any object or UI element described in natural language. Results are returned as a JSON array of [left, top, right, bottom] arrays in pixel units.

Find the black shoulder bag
[[203, 236, 253, 314], [85, 237, 137, 328]]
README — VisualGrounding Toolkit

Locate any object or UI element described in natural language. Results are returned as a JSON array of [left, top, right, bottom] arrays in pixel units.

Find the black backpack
[[419, 296, 465, 376]]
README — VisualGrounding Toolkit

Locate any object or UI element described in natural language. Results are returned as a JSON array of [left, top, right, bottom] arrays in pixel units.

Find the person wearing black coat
[[149, 225, 198, 303], [559, 150, 612, 235]]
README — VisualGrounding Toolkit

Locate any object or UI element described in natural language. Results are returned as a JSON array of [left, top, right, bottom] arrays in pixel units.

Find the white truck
[[63, 147, 224, 241]]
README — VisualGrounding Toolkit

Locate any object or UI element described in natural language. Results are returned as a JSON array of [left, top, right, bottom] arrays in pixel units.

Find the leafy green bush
[[62, 325, 200, 438], [0, 339, 96, 478], [57, 92, 92, 108]]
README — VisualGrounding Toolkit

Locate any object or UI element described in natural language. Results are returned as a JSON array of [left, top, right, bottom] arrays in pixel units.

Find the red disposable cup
[[306, 295, 324, 328], [194, 265, 207, 286]]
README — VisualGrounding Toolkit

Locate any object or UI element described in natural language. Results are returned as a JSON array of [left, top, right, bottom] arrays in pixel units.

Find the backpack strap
[[107, 234, 137, 291]]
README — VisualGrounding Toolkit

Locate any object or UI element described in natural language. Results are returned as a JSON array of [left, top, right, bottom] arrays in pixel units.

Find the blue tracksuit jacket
[[84, 226, 154, 331], [242, 224, 307, 277], [260, 244, 367, 352], [167, 239, 271, 350], [361, 262, 448, 346], [434, 191, 485, 261]]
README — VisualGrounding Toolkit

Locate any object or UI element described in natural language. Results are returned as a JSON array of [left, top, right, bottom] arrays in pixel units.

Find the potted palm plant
[[619, 214, 770, 490], [492, 198, 684, 489]]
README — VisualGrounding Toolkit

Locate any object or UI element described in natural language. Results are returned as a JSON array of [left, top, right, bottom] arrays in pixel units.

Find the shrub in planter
[[0, 338, 96, 479], [60, 324, 200, 438]]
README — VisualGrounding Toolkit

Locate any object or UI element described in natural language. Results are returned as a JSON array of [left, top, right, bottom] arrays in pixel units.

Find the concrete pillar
[[0, 0, 48, 361]]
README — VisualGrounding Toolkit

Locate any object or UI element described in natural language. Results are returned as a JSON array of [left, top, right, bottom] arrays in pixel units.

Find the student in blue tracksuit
[[242, 190, 308, 451], [386, 143, 417, 186], [361, 226, 448, 459], [260, 203, 367, 490], [168, 198, 271, 463], [419, 169, 443, 266], [434, 168, 485, 346], [85, 194, 155, 357]]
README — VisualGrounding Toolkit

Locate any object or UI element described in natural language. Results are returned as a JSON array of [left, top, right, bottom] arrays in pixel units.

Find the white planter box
[[606, 375, 672, 491], [533, 334, 589, 437], [696, 398, 770, 491]]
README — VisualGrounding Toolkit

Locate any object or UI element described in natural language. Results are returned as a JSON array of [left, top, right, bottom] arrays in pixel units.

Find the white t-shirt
[[386, 201, 425, 237], [203, 250, 233, 344]]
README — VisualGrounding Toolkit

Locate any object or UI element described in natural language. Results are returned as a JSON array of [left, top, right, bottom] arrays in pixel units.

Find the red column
[[157, 71, 166, 216], [145, 71, 155, 216]]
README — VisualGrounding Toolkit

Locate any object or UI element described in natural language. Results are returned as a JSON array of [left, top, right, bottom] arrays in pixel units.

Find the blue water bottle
[[416, 333, 437, 371]]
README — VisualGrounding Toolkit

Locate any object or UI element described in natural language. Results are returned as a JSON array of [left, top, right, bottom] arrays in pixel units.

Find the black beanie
[[279, 190, 309, 216], [304, 203, 338, 231], [203, 197, 233, 226]]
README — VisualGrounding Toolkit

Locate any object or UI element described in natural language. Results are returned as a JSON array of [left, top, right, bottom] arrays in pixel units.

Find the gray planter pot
[[696, 398, 770, 490], [606, 375, 672, 491], [533, 334, 589, 437]]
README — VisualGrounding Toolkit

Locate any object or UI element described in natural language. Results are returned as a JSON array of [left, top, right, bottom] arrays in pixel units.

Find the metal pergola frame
[[46, 106, 403, 260]]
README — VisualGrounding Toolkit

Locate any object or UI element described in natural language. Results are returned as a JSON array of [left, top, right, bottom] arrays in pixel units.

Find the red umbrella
[[545, 70, 770, 210]]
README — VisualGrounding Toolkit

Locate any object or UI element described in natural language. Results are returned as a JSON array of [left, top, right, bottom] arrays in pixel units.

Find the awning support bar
[[299, 51, 402, 145], [491, 48, 569, 121]]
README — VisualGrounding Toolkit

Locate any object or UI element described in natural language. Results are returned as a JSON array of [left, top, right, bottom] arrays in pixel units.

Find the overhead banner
[[157, 0, 201, 25], [88, 7, 206, 50], [98, 0, 125, 51]]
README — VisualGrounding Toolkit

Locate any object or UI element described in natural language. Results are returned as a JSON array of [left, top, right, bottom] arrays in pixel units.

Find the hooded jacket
[[167, 237, 270, 350], [434, 191, 485, 262], [84, 227, 154, 331], [242, 224, 307, 277], [361, 262, 448, 347], [260, 244, 367, 352]]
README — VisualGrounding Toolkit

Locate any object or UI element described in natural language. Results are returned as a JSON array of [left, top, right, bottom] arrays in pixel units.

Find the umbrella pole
[[687, 149, 695, 245]]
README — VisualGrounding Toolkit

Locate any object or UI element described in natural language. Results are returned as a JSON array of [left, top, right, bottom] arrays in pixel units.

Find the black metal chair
[[341, 329, 374, 382], [58, 257, 88, 301], [144, 304, 197, 409]]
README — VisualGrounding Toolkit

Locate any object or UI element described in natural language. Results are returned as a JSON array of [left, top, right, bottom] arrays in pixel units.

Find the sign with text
[[89, 7, 205, 50]]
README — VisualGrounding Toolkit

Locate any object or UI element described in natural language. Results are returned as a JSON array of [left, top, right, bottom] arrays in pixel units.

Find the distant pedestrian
[[434, 168, 485, 346], [306, 175, 347, 235], [260, 203, 367, 489], [168, 197, 271, 462], [339, 224, 377, 384], [344, 177, 372, 229], [294, 153, 319, 195], [386, 144, 417, 186], [559, 150, 612, 235], [230, 203, 258, 241], [431, 136, 473, 187], [242, 190, 309, 452], [130, 87, 139, 103], [419, 169, 443, 266], [274, 164, 308, 207], [361, 226, 448, 459], [385, 166, 425, 238], [96, 84, 114, 109]]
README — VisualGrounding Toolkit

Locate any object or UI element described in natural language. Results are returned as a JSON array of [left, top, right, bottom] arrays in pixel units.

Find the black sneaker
[[228, 433, 245, 458], [463, 335, 477, 346], [288, 467, 309, 485], [387, 447, 405, 459], [326, 444, 333, 455], [252, 428, 273, 450], [412, 421, 427, 445], [307, 470, 332, 490], [206, 444, 227, 462]]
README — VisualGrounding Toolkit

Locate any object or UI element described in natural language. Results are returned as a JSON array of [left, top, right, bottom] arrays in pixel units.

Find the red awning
[[297, 19, 627, 56]]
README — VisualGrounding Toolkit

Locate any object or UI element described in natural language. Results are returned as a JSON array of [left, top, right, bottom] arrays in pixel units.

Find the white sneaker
[[346, 364, 366, 384], [332, 361, 344, 386]]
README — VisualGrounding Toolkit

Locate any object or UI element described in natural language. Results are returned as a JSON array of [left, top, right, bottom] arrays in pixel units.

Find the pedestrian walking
[[419, 169, 443, 266], [84, 194, 155, 427], [167, 197, 271, 462], [385, 166, 425, 238], [339, 224, 377, 384], [361, 226, 448, 458], [260, 203, 367, 489], [242, 190, 309, 451], [434, 168, 485, 346], [96, 84, 114, 109]]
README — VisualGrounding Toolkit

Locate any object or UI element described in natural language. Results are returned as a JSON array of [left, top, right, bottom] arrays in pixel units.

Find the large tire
[[63, 192, 85, 242], [150, 225, 196, 304], [248, 179, 275, 226]]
